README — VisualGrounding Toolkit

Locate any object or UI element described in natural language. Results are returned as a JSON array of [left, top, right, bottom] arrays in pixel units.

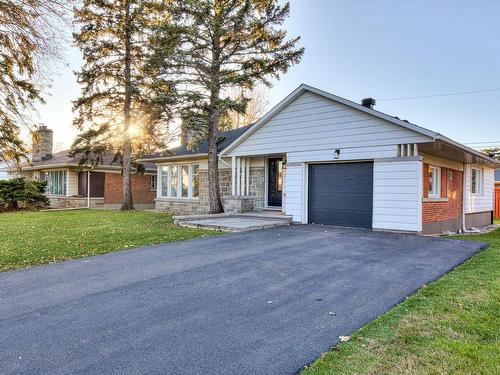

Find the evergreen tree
[[482, 147, 500, 160], [151, 0, 303, 213], [72, 0, 175, 210], [0, 0, 69, 165]]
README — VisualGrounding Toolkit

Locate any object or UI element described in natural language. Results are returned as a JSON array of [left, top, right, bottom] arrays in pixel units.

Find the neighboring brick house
[[142, 84, 499, 234], [10, 126, 156, 209]]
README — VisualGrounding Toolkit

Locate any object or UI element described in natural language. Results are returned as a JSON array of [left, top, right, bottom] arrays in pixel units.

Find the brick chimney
[[32, 125, 53, 162]]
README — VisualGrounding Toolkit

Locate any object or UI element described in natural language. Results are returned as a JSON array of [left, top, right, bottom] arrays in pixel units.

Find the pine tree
[[72, 0, 175, 210], [151, 0, 304, 213], [0, 0, 69, 164]]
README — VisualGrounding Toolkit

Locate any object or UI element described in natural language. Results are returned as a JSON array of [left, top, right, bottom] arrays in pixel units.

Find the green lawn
[[0, 210, 217, 272], [302, 228, 500, 375]]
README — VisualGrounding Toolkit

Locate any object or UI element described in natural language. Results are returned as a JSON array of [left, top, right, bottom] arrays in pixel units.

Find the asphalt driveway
[[0, 225, 486, 375]]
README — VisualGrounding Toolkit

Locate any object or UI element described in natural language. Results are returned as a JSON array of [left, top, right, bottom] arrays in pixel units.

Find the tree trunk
[[207, 11, 224, 214], [207, 107, 223, 213], [121, 0, 134, 211]]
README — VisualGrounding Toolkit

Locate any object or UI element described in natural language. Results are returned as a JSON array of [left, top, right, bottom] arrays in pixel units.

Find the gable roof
[[140, 124, 253, 162], [220, 84, 499, 166], [16, 150, 156, 172]]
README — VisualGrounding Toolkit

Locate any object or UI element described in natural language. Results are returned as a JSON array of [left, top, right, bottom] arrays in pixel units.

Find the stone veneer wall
[[155, 167, 265, 215], [48, 196, 104, 209]]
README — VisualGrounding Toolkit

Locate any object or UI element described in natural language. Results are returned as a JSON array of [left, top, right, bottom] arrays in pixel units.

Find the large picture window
[[170, 165, 178, 197], [471, 167, 482, 194], [159, 164, 200, 199], [428, 165, 441, 198], [192, 165, 199, 198], [42, 170, 67, 195]]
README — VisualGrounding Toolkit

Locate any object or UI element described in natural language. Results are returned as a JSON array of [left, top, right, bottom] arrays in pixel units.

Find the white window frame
[[471, 167, 482, 195], [158, 164, 200, 199], [428, 165, 441, 199], [42, 170, 67, 196]]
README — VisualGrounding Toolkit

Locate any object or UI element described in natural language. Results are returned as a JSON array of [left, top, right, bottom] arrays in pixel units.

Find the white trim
[[471, 167, 482, 195], [302, 162, 308, 224], [157, 165, 162, 199], [231, 156, 236, 195], [246, 158, 250, 196], [428, 165, 441, 199], [236, 157, 241, 196], [158, 163, 200, 200]]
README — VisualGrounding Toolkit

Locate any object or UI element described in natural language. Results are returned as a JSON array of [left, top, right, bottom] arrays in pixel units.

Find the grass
[[0, 209, 218, 272], [302, 227, 500, 375]]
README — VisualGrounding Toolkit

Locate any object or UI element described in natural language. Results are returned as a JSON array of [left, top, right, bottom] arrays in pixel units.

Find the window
[[150, 175, 157, 191], [471, 167, 482, 194], [192, 165, 199, 198], [181, 166, 189, 197], [159, 164, 199, 199], [42, 170, 67, 195], [161, 167, 169, 197], [170, 166, 178, 197], [428, 166, 441, 198]]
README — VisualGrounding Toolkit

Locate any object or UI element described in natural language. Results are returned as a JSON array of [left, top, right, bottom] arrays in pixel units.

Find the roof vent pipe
[[361, 97, 376, 109]]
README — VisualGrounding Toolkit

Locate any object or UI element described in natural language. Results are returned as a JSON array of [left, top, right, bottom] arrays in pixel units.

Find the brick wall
[[104, 173, 156, 204], [422, 163, 463, 232]]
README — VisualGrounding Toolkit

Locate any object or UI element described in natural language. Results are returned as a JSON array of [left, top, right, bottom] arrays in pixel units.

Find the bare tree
[[0, 0, 71, 164], [221, 86, 271, 130]]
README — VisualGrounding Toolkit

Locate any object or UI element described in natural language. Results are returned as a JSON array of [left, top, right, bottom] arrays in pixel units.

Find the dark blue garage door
[[308, 162, 373, 228]]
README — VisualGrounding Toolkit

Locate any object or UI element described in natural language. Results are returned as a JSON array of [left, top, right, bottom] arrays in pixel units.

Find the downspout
[[461, 164, 467, 232], [87, 170, 91, 209]]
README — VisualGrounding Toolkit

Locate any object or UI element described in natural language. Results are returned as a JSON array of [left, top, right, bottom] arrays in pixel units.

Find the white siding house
[[220, 84, 499, 233]]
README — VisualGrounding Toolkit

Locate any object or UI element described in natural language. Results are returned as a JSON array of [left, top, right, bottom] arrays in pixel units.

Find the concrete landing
[[174, 213, 292, 232]]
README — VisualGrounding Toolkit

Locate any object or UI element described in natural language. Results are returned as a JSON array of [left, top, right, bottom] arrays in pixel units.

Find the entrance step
[[173, 213, 291, 232]]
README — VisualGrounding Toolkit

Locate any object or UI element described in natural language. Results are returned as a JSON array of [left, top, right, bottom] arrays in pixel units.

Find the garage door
[[308, 162, 373, 228]]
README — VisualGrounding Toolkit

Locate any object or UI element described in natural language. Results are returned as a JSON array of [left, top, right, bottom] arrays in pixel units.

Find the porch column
[[87, 170, 91, 208], [246, 158, 250, 196], [231, 156, 236, 195], [236, 157, 241, 196], [241, 158, 246, 196]]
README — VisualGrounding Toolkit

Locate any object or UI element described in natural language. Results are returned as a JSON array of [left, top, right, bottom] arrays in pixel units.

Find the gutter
[[435, 134, 500, 166], [138, 153, 208, 163]]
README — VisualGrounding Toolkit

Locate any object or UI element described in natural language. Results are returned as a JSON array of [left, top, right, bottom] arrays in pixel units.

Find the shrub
[[0, 178, 50, 211]]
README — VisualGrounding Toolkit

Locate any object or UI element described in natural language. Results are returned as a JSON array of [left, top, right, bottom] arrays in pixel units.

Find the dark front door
[[308, 162, 373, 228], [267, 158, 283, 207], [78, 171, 105, 197]]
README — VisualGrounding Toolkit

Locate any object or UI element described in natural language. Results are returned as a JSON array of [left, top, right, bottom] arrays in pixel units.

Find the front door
[[267, 158, 283, 207]]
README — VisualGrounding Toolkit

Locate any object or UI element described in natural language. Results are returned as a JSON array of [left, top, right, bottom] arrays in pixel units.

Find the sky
[[37, 0, 500, 151]]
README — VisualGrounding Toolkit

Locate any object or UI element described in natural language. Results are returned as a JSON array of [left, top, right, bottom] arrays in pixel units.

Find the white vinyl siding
[[283, 163, 305, 222], [67, 170, 79, 196], [372, 159, 423, 232], [464, 165, 494, 213], [228, 91, 432, 157], [287, 145, 397, 163]]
